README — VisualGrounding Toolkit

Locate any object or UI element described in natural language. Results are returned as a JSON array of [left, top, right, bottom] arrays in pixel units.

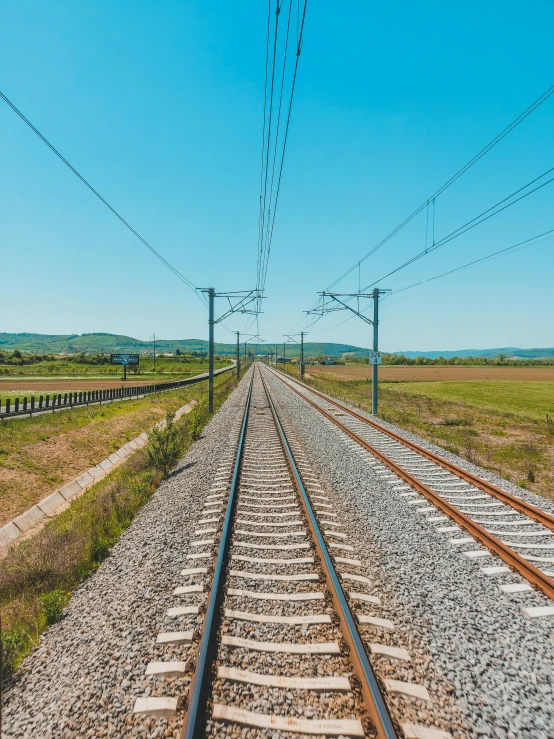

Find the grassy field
[[0, 357, 228, 381], [0, 371, 234, 526], [291, 366, 554, 501]]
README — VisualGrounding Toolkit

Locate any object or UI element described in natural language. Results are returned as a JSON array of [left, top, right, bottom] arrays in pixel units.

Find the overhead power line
[[360, 165, 554, 290], [391, 228, 554, 296], [325, 81, 554, 292], [252, 0, 309, 335], [302, 163, 554, 330], [308, 229, 554, 336], [0, 90, 204, 303]]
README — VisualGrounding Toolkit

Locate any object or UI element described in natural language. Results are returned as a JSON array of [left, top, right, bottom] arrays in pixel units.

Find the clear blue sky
[[1, 0, 553, 351]]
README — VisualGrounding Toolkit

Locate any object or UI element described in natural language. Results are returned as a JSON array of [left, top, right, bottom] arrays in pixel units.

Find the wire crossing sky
[[1, 1, 553, 351]]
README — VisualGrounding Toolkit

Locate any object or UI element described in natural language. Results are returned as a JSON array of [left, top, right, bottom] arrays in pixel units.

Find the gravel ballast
[[264, 367, 554, 739]]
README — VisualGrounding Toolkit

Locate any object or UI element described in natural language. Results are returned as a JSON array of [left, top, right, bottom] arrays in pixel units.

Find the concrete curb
[[0, 399, 200, 553]]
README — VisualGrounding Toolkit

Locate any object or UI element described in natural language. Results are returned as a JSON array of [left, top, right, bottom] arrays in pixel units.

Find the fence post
[[15, 398, 19, 413], [45, 395, 50, 407], [6, 399, 10, 414], [58, 394, 62, 406], [65, 393, 68, 406], [23, 397, 27, 412]]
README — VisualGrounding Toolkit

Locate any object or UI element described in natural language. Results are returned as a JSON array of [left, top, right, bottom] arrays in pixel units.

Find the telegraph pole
[[372, 289, 379, 414], [234, 331, 240, 379], [208, 288, 215, 412]]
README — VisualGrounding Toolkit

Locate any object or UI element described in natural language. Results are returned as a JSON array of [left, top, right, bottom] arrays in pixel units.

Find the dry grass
[[0, 370, 238, 675], [0, 385, 215, 526], [310, 364, 554, 382]]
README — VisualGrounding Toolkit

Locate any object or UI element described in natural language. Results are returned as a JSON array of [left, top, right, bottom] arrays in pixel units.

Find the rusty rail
[[273, 368, 554, 532], [268, 367, 554, 602]]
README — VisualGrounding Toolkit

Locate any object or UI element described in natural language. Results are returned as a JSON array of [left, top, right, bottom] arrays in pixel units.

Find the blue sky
[[1, 0, 553, 351]]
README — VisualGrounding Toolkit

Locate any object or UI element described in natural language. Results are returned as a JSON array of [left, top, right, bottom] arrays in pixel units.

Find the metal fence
[[0, 364, 233, 420]]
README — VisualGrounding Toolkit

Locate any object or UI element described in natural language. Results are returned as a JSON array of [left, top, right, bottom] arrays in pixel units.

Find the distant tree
[[175, 348, 182, 356], [497, 352, 507, 363], [13, 350, 22, 359]]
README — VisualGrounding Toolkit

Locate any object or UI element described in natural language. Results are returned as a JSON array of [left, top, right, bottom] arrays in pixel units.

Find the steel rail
[[259, 368, 399, 739], [271, 368, 554, 532], [266, 367, 554, 603], [181, 372, 254, 739]]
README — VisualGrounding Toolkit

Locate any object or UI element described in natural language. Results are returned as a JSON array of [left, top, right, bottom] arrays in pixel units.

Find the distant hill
[[0, 332, 366, 359], [0, 333, 552, 360]]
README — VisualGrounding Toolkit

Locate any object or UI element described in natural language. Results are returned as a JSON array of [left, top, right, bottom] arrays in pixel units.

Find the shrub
[[1, 628, 25, 676], [527, 469, 535, 483], [189, 404, 207, 442], [147, 414, 184, 477], [39, 589, 69, 625]]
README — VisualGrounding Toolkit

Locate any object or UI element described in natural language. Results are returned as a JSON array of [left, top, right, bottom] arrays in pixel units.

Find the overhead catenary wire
[[286, 81, 554, 336], [297, 163, 554, 332], [252, 0, 309, 337], [324, 81, 554, 292], [306, 228, 554, 336], [0, 90, 205, 306], [256, 0, 283, 314], [359, 165, 554, 291], [259, 0, 308, 295]]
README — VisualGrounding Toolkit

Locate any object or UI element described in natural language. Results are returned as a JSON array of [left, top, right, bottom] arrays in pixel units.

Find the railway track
[[266, 366, 554, 615], [134, 366, 448, 739]]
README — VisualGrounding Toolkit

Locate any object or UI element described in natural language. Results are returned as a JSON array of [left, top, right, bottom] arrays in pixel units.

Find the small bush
[[1, 628, 25, 676], [546, 414, 554, 437], [39, 589, 69, 625], [527, 468, 535, 483], [147, 414, 184, 477], [189, 404, 207, 442], [517, 480, 527, 489]]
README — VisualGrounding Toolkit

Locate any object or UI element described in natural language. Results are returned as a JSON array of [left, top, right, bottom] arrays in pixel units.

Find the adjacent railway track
[[267, 366, 554, 609], [136, 367, 449, 738]]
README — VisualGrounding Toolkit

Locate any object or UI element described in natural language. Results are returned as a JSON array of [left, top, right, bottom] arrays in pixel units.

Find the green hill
[[0, 333, 552, 360], [0, 332, 366, 359]]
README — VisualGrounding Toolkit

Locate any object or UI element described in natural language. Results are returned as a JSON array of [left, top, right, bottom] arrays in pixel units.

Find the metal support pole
[[372, 289, 379, 415], [283, 342, 286, 367], [234, 331, 240, 379], [300, 332, 305, 379], [208, 287, 215, 413], [124, 364, 127, 382], [244, 342, 247, 368]]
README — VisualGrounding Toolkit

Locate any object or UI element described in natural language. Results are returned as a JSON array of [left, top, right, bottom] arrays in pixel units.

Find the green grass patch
[[383, 381, 554, 421]]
